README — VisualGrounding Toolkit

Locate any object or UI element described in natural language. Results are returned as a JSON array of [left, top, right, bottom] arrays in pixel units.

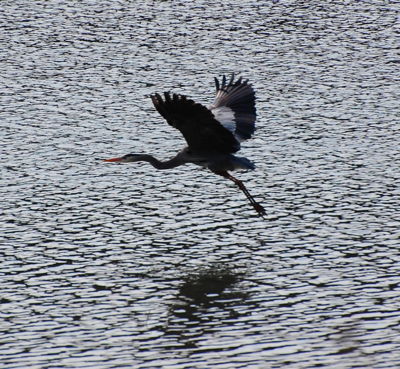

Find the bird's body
[[104, 74, 265, 216], [117, 149, 255, 171]]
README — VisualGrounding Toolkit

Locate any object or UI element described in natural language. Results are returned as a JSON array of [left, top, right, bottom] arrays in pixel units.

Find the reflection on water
[[1, 0, 400, 368], [165, 264, 250, 350], [177, 264, 245, 302]]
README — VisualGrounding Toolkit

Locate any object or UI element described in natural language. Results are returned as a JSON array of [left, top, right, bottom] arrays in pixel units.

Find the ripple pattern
[[1, 0, 400, 368]]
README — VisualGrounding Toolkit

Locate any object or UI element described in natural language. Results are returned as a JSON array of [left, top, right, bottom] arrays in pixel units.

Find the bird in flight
[[104, 74, 265, 216]]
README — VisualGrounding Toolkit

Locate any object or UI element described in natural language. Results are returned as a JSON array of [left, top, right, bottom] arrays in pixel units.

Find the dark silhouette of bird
[[104, 74, 265, 216]]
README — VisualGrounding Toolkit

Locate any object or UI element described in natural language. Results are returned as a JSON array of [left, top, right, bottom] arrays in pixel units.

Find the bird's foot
[[253, 202, 266, 217]]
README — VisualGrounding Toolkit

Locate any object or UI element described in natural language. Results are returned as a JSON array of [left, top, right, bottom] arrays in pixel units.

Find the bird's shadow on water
[[177, 264, 246, 306], [162, 262, 255, 349]]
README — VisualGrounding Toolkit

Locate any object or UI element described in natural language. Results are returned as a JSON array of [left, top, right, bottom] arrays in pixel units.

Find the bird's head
[[103, 153, 142, 163]]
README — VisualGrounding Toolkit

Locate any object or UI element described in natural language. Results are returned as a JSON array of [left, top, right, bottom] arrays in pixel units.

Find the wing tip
[[214, 73, 252, 92]]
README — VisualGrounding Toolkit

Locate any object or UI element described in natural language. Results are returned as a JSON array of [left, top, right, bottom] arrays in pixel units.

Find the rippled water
[[1, 1, 400, 368]]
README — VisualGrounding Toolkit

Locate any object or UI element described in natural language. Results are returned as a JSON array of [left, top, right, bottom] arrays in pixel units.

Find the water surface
[[1, 1, 400, 368]]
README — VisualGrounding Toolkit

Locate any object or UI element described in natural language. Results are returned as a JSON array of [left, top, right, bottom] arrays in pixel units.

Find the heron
[[104, 74, 266, 216]]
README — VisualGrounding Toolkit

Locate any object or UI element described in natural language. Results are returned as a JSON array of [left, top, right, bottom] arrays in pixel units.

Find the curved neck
[[133, 154, 184, 170]]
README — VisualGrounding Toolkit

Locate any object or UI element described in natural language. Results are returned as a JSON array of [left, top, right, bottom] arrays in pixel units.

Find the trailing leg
[[214, 171, 266, 217]]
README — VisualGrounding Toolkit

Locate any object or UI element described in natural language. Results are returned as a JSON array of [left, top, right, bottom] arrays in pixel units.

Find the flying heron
[[104, 74, 265, 216]]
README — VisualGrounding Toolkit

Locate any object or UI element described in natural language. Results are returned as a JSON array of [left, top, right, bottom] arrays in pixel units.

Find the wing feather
[[211, 74, 257, 141], [151, 93, 240, 154]]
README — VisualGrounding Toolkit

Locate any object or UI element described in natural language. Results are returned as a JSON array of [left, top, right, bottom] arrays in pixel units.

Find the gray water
[[1, 1, 400, 368]]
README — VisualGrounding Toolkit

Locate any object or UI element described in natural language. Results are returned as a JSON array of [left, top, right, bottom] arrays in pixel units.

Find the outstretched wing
[[151, 92, 240, 154], [210, 74, 257, 141]]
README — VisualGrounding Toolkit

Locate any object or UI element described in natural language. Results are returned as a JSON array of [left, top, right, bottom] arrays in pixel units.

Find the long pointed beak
[[103, 157, 123, 162]]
